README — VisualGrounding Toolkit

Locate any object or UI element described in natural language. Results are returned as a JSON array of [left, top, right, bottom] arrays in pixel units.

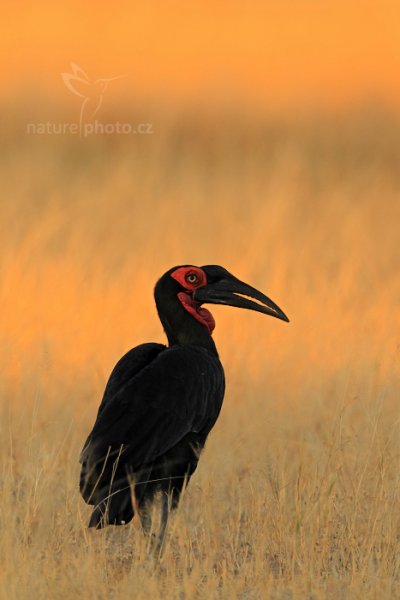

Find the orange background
[[1, 1, 399, 402], [2, 0, 400, 112], [1, 7, 399, 594]]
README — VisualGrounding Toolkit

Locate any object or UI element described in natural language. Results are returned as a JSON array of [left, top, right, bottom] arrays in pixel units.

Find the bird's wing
[[80, 345, 223, 473], [96, 342, 166, 416]]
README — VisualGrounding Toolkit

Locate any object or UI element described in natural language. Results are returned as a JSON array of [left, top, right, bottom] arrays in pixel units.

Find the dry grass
[[0, 109, 399, 598]]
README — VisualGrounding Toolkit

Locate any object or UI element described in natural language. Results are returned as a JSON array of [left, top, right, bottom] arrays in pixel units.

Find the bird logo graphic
[[61, 63, 123, 134]]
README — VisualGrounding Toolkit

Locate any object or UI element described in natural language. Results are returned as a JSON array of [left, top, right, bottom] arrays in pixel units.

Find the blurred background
[[1, 6, 400, 595], [1, 0, 399, 408]]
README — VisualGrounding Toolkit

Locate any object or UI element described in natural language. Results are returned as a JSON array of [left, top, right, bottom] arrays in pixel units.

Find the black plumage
[[79, 265, 288, 544]]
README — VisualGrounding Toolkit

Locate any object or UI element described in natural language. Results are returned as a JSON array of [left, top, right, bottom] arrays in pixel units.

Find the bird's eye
[[185, 272, 199, 285]]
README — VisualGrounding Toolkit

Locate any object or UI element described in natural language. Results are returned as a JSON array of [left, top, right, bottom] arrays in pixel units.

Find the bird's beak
[[193, 275, 289, 322]]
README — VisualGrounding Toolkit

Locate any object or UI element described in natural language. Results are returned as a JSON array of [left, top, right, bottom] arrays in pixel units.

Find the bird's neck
[[167, 326, 218, 354], [156, 302, 218, 355]]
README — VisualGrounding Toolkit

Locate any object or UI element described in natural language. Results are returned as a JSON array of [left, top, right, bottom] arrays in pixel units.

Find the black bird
[[79, 265, 288, 546]]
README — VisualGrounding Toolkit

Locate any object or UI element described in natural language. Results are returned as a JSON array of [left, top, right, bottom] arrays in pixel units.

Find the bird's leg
[[140, 493, 170, 557], [157, 492, 170, 553], [138, 501, 153, 537]]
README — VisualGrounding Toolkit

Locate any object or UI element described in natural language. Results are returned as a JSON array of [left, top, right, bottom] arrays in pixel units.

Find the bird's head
[[155, 265, 288, 347]]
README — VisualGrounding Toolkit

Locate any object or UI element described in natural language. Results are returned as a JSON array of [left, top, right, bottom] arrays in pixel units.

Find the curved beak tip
[[194, 279, 290, 325]]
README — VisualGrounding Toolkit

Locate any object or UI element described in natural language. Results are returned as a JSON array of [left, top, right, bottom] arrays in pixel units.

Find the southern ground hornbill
[[80, 265, 289, 546]]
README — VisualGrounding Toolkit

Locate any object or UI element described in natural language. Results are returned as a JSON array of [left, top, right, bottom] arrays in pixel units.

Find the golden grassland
[[0, 109, 399, 598]]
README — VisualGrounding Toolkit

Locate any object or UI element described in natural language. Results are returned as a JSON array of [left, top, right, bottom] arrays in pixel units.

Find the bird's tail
[[88, 478, 135, 528], [88, 463, 158, 528]]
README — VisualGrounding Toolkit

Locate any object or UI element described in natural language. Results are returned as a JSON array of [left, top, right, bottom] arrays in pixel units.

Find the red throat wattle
[[177, 292, 215, 334]]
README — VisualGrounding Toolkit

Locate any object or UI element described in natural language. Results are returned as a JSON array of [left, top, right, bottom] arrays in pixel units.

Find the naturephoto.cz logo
[[26, 63, 153, 137]]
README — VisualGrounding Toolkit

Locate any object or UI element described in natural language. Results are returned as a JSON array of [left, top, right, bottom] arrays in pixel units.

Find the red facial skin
[[170, 267, 216, 334]]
